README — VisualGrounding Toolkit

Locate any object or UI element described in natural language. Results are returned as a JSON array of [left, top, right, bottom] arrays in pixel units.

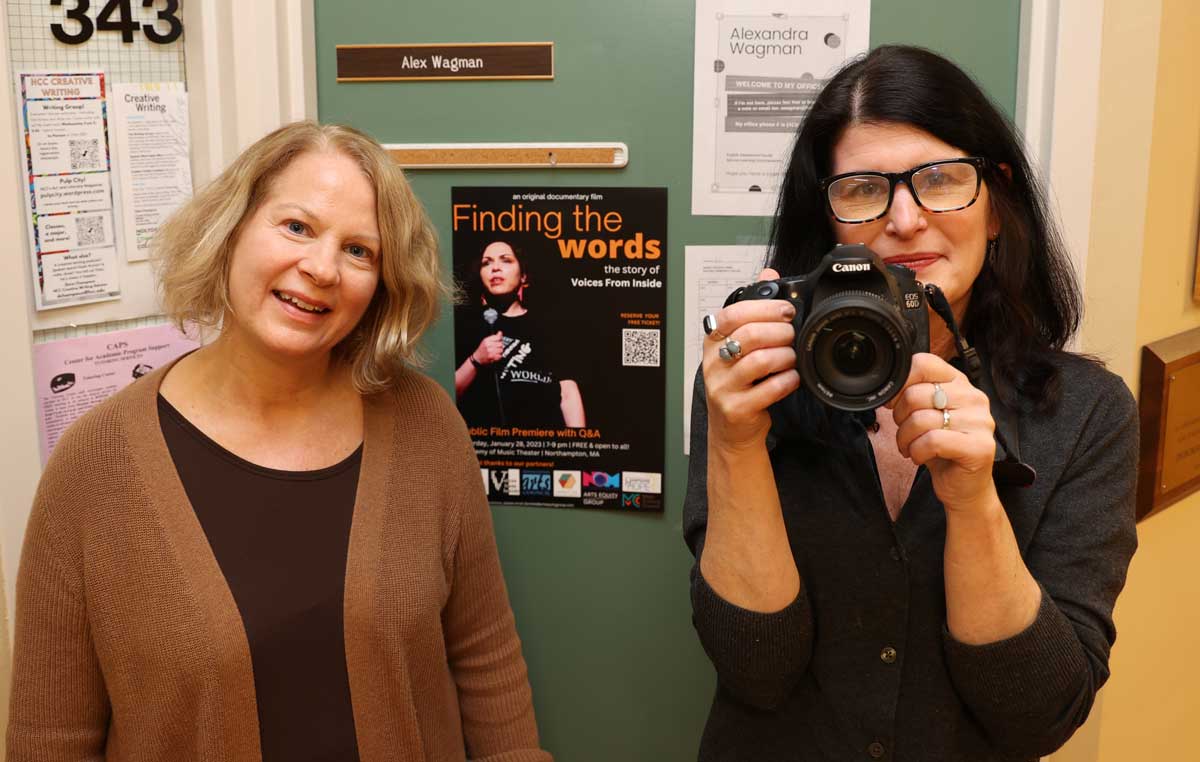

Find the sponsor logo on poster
[[582, 471, 621, 489], [521, 470, 553, 497], [622, 492, 663, 511], [489, 468, 521, 496], [622, 471, 662, 494], [553, 470, 582, 497]]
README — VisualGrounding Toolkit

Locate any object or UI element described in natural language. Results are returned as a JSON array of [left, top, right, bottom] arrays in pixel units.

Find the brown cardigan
[[6, 360, 552, 762]]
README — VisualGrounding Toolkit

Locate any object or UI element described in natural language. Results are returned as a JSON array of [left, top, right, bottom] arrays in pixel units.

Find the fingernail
[[781, 304, 796, 319]]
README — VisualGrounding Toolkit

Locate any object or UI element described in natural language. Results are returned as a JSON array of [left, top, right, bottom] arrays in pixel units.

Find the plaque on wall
[[336, 43, 554, 82], [1137, 326, 1200, 521]]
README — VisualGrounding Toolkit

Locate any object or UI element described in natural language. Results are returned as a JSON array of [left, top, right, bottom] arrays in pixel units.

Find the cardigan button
[[880, 646, 897, 664], [868, 741, 886, 758]]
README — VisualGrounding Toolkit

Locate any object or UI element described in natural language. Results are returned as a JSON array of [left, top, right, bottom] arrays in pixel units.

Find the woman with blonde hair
[[7, 121, 551, 762]]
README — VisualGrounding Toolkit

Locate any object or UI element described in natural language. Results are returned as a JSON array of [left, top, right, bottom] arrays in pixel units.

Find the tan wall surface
[[1100, 0, 1200, 758], [1049, 2, 1162, 759], [1062, 0, 1200, 760]]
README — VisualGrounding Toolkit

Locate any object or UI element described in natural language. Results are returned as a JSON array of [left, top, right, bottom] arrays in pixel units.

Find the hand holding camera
[[701, 267, 802, 452], [705, 244, 1002, 511]]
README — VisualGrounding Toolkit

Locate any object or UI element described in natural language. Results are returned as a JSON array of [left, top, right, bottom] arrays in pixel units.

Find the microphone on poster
[[483, 307, 507, 425]]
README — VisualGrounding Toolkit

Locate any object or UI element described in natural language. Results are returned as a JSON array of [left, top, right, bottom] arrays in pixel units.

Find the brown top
[[7, 359, 551, 762], [158, 394, 362, 761]]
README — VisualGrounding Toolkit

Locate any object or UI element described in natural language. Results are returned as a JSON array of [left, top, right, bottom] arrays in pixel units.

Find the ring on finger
[[702, 313, 727, 341], [718, 337, 743, 362], [932, 382, 949, 411], [941, 409, 952, 430]]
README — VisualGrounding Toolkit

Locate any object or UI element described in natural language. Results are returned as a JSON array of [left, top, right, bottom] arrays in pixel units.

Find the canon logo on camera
[[831, 262, 871, 273]]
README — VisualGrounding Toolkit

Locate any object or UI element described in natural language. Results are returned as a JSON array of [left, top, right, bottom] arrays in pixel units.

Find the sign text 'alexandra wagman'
[[336, 43, 554, 82]]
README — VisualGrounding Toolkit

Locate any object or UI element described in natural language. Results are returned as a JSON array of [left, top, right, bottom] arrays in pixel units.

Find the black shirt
[[459, 311, 574, 427], [683, 353, 1138, 761], [158, 395, 362, 762]]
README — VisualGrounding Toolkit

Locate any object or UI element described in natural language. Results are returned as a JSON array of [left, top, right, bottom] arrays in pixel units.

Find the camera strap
[[923, 284, 1037, 487]]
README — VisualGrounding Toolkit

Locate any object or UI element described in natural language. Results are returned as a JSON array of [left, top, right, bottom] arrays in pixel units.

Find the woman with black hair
[[684, 46, 1137, 761], [455, 240, 585, 427]]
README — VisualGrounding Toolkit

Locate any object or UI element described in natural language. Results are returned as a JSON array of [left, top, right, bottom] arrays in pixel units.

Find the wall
[[1055, 0, 1200, 760], [1093, 0, 1200, 758]]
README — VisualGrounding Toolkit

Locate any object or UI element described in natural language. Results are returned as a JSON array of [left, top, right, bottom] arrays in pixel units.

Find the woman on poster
[[685, 46, 1137, 761], [455, 240, 586, 427], [8, 122, 551, 762]]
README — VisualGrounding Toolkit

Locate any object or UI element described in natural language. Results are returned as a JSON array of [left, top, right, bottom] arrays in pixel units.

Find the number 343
[[51, 0, 183, 46]]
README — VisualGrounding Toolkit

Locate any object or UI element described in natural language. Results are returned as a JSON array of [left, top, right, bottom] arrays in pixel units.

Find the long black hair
[[770, 45, 1081, 416]]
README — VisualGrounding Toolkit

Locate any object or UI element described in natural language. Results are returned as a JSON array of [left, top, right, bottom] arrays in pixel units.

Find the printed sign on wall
[[15, 70, 122, 310], [452, 187, 667, 511]]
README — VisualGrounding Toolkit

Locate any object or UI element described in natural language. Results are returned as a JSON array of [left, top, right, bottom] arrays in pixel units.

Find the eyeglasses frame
[[820, 156, 991, 225]]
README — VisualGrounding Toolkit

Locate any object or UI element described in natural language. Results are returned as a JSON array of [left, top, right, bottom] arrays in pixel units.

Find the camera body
[[725, 244, 929, 411]]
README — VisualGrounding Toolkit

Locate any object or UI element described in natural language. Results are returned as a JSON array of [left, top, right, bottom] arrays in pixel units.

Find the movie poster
[[452, 187, 667, 511]]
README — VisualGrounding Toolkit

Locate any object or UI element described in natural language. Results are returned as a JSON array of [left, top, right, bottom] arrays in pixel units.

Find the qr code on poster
[[75, 215, 106, 247], [622, 328, 660, 367], [69, 139, 100, 171]]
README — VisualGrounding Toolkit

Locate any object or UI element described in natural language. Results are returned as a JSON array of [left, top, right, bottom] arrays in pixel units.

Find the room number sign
[[49, 0, 183, 45]]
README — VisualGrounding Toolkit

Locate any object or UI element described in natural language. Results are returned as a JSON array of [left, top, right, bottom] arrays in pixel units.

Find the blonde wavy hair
[[154, 121, 445, 393]]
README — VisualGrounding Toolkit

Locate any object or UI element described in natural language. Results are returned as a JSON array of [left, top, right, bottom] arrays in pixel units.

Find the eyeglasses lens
[[827, 176, 891, 222], [911, 162, 978, 210], [828, 161, 980, 222]]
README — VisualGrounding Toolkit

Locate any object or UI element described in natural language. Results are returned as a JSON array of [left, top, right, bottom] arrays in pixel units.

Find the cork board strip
[[384, 143, 628, 169]]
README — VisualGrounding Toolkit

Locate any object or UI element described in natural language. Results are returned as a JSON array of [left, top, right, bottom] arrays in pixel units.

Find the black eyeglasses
[[821, 157, 989, 224]]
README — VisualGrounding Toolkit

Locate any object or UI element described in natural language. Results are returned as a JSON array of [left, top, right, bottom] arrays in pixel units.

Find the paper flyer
[[683, 245, 768, 454], [452, 187, 667, 511], [33, 323, 199, 464], [15, 70, 122, 309], [110, 82, 193, 262], [690, 0, 870, 216]]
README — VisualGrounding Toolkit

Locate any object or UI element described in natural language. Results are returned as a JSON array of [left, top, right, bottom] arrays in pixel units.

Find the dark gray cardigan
[[683, 352, 1138, 762]]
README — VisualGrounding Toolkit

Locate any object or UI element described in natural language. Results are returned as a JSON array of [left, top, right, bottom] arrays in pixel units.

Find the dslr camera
[[725, 244, 928, 411]]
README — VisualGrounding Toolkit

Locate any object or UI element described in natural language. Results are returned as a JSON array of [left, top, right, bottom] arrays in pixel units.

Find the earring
[[986, 237, 999, 262]]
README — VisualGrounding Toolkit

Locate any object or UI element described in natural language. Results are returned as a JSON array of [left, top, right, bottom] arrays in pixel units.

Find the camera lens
[[812, 318, 894, 395], [831, 331, 876, 376], [797, 292, 914, 411]]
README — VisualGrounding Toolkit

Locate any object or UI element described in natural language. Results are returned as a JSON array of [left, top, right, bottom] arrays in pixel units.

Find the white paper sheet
[[683, 245, 769, 454], [690, 0, 870, 216], [110, 82, 193, 262]]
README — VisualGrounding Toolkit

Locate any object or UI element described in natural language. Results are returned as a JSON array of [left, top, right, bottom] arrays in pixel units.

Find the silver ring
[[941, 408, 951, 430], [702, 313, 727, 341], [932, 382, 948, 411], [718, 338, 742, 362]]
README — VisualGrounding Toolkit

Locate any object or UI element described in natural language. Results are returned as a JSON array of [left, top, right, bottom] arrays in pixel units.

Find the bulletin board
[[316, 1, 1020, 760], [5, 0, 185, 339]]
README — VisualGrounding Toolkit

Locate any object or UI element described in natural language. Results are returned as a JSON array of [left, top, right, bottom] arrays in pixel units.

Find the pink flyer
[[33, 323, 199, 464]]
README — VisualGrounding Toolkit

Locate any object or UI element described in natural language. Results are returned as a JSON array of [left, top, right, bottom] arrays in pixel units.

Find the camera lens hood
[[797, 291, 915, 411]]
